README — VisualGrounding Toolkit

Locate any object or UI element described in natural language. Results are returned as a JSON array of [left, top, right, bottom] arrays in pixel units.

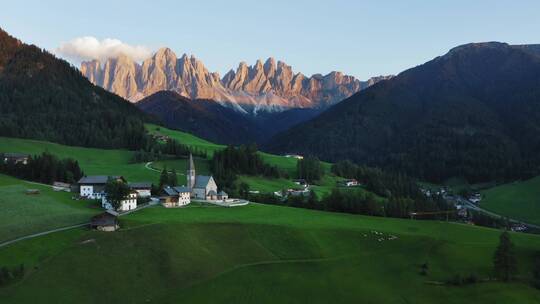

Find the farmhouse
[[1, 152, 29, 165], [101, 190, 138, 212], [338, 179, 359, 187], [78, 175, 125, 199], [129, 182, 152, 198], [293, 179, 308, 187], [187, 154, 219, 200], [284, 154, 304, 160], [90, 212, 119, 232], [160, 186, 191, 207]]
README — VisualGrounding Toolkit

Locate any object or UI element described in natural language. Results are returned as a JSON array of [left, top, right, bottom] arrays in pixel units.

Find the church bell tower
[[187, 153, 196, 189]]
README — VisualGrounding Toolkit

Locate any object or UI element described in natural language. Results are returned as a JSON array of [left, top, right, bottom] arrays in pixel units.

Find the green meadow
[[1, 127, 540, 303], [480, 176, 540, 225], [0, 174, 99, 243], [0, 203, 539, 303]]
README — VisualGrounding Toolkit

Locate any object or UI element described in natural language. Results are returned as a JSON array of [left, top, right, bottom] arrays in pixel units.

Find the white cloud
[[55, 36, 152, 63]]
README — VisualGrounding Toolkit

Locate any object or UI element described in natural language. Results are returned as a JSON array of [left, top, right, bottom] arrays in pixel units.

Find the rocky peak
[[81, 47, 391, 113]]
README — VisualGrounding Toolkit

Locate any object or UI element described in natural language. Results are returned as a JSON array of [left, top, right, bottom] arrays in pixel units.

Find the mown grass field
[[1, 203, 539, 303], [0, 174, 99, 243], [480, 176, 540, 225]]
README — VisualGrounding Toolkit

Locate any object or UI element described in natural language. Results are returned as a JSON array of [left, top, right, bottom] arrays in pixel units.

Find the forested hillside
[[267, 43, 540, 183], [0, 28, 150, 149]]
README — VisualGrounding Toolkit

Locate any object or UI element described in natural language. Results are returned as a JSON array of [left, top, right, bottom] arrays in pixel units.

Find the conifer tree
[[493, 230, 518, 282]]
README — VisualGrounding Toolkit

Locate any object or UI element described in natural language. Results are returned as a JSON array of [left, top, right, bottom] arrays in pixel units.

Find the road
[[456, 196, 540, 230]]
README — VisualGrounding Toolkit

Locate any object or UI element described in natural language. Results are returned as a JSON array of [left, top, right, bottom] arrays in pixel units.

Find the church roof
[[194, 175, 213, 189], [218, 191, 228, 196]]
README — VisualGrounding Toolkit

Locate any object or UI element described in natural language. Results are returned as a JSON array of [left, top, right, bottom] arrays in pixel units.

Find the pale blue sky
[[1, 0, 539, 79]]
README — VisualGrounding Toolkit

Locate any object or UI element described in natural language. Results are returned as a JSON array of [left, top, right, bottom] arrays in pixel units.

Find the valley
[[1, 7, 540, 303]]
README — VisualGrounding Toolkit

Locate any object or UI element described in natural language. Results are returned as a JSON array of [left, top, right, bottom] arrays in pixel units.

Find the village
[[49, 154, 247, 232]]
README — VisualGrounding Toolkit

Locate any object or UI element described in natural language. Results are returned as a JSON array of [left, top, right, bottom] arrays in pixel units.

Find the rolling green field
[[0, 137, 158, 182], [1, 203, 540, 303], [0, 174, 99, 243], [0, 124, 349, 198], [480, 176, 540, 226], [1, 127, 539, 302]]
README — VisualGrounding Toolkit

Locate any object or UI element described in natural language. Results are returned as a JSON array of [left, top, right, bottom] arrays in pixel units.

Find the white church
[[187, 154, 228, 201]]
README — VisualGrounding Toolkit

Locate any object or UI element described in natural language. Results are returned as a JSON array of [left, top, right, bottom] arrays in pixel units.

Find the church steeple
[[187, 153, 196, 189]]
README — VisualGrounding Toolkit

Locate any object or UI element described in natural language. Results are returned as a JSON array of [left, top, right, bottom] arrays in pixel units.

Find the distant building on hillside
[[284, 154, 304, 160], [129, 182, 152, 198], [160, 186, 191, 207], [338, 179, 359, 187], [1, 152, 29, 165], [293, 179, 308, 187], [78, 175, 125, 199], [187, 154, 219, 200]]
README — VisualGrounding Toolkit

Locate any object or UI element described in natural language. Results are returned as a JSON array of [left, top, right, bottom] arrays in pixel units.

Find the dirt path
[[144, 162, 185, 175], [0, 223, 88, 248]]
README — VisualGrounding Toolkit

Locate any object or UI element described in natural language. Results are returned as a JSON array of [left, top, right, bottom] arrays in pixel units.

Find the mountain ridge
[[137, 90, 322, 144], [265, 42, 540, 183], [81, 48, 391, 114]]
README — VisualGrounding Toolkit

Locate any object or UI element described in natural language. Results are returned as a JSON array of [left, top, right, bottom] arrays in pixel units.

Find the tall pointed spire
[[189, 153, 195, 172], [187, 153, 196, 190]]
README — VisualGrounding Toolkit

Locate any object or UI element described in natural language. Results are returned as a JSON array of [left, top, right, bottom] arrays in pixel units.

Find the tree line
[[131, 138, 207, 163], [210, 144, 283, 194], [0, 152, 84, 184]]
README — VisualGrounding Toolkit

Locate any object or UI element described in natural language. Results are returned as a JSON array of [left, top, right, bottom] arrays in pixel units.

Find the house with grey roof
[[187, 154, 219, 200], [160, 185, 191, 207], [2, 152, 29, 165], [77, 175, 125, 199], [128, 182, 153, 198]]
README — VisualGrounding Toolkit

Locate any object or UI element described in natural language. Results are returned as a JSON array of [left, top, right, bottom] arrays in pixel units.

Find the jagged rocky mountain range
[[81, 48, 391, 114]]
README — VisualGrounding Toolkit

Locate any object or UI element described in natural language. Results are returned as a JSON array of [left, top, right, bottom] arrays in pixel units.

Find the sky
[[1, 0, 539, 79]]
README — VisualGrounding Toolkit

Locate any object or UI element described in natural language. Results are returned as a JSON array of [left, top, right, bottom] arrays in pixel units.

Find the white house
[[78, 176, 125, 199], [102, 191, 138, 212], [339, 179, 359, 187], [161, 186, 191, 207], [186, 154, 219, 200], [129, 182, 152, 198], [284, 154, 304, 160]]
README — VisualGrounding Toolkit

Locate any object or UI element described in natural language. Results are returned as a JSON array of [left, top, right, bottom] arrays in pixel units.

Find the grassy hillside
[[0, 174, 99, 243], [0, 124, 346, 197], [0, 137, 157, 182], [480, 176, 540, 225], [1, 203, 539, 303]]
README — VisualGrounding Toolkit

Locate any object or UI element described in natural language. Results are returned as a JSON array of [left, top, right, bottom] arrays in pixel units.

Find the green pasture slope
[[0, 174, 99, 243], [480, 176, 540, 226], [0, 124, 347, 196], [1, 203, 540, 303], [0, 137, 159, 182]]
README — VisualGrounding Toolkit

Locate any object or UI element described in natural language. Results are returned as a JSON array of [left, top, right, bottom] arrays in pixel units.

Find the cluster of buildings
[[78, 154, 227, 212]]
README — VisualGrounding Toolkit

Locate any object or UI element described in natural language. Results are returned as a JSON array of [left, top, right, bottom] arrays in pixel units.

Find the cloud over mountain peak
[[56, 36, 152, 63]]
